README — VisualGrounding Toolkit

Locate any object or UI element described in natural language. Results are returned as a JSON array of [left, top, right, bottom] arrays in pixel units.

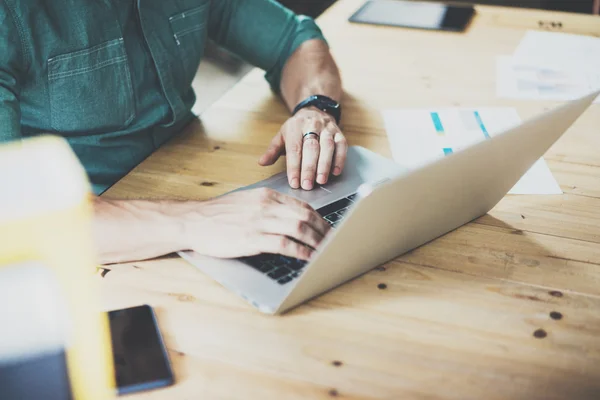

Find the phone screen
[[108, 305, 174, 395], [350, 0, 475, 32]]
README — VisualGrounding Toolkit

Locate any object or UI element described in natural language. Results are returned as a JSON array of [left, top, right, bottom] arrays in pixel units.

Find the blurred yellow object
[[0, 136, 115, 400]]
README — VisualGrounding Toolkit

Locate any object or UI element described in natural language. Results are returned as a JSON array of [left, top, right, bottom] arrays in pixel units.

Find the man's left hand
[[258, 107, 347, 190]]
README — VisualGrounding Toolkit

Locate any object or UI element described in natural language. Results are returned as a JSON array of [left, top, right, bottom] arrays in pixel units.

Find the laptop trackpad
[[267, 176, 332, 203]]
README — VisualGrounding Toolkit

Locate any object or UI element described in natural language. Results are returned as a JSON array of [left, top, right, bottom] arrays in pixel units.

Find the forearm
[[279, 39, 342, 112], [92, 197, 192, 265], [92, 188, 330, 264]]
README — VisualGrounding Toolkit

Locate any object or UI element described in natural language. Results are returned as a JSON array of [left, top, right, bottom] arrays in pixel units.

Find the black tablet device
[[349, 0, 475, 32]]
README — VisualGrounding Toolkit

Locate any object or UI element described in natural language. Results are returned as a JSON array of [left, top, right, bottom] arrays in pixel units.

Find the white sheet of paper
[[496, 56, 600, 103], [381, 107, 562, 195], [513, 31, 600, 71]]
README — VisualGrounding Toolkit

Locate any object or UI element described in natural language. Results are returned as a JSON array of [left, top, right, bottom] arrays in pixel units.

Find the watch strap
[[292, 95, 341, 125]]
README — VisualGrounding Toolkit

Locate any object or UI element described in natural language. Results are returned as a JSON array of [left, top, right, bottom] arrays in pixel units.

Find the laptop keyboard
[[238, 193, 358, 285]]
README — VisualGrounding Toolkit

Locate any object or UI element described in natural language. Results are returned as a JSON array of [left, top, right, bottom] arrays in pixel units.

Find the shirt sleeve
[[207, 0, 326, 93], [0, 1, 24, 143]]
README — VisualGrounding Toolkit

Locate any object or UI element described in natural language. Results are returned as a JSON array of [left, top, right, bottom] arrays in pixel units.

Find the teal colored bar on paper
[[474, 111, 491, 139], [443, 148, 453, 155], [430, 112, 444, 134]]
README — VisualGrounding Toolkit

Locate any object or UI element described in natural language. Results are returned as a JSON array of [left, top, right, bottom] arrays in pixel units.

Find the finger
[[300, 135, 320, 190], [255, 234, 315, 261], [332, 131, 348, 176], [259, 131, 285, 166], [284, 120, 304, 189], [300, 116, 325, 190], [316, 128, 335, 185], [264, 202, 330, 238], [258, 217, 324, 249], [255, 181, 330, 237]]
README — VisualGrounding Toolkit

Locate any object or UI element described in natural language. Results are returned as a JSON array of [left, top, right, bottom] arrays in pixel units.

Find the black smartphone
[[349, 0, 475, 32], [108, 305, 174, 395]]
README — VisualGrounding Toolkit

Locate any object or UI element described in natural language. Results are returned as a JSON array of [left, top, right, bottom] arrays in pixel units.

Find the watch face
[[315, 95, 339, 108]]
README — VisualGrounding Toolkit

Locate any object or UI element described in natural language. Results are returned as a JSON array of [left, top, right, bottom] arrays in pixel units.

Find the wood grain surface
[[101, 2, 600, 399]]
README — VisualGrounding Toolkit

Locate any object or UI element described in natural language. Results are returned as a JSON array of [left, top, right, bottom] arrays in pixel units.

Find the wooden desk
[[101, 2, 600, 399]]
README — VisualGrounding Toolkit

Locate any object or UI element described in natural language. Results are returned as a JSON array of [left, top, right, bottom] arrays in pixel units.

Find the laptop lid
[[276, 91, 599, 314]]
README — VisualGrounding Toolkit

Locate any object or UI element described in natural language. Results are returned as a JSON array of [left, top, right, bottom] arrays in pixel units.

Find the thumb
[[259, 132, 285, 166]]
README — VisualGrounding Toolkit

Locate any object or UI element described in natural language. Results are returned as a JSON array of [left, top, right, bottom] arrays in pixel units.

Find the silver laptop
[[180, 91, 598, 314]]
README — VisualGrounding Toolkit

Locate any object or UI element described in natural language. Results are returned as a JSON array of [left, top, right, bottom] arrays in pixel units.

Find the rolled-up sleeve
[[0, 1, 23, 143], [208, 0, 326, 92]]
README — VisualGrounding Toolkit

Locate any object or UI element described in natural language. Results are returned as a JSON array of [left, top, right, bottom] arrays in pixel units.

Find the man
[[0, 0, 345, 264]]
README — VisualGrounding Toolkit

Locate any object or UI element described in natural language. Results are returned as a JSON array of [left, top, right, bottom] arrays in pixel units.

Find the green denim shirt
[[0, 0, 325, 194]]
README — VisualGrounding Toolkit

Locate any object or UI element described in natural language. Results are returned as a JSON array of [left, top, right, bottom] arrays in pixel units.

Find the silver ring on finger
[[302, 131, 320, 141]]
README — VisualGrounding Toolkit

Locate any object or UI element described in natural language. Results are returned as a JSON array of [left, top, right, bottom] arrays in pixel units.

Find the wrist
[[166, 200, 204, 252], [294, 106, 331, 119]]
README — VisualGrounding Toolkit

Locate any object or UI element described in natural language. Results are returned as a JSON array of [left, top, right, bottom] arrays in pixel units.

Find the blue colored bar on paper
[[473, 111, 491, 139], [443, 148, 453, 155], [430, 112, 444, 134]]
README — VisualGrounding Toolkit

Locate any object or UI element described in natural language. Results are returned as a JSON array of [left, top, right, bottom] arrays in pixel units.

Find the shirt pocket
[[47, 38, 136, 134], [169, 2, 210, 82]]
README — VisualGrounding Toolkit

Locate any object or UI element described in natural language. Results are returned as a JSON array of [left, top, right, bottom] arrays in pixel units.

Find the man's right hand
[[93, 188, 330, 265], [181, 188, 330, 260]]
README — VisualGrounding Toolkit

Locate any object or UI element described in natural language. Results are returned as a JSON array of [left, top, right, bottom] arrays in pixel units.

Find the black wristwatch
[[293, 95, 342, 125]]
